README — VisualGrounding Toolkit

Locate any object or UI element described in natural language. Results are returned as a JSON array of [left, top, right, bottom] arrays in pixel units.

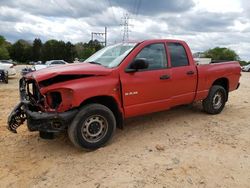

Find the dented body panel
[[27, 63, 113, 82]]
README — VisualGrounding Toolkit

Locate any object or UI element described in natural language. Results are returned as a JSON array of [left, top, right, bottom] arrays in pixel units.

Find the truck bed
[[195, 61, 241, 101]]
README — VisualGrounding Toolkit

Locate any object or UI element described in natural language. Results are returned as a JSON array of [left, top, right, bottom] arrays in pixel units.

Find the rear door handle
[[186, 71, 195, 75], [160, 75, 170, 80]]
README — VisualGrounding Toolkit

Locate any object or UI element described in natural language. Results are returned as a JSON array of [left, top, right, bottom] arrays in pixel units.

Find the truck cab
[[119, 40, 198, 117]]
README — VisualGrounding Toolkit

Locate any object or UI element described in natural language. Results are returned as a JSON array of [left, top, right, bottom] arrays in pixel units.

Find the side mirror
[[125, 58, 149, 73]]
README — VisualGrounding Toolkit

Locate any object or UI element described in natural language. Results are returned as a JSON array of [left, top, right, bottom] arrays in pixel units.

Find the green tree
[[88, 39, 103, 51], [74, 42, 85, 60], [9, 40, 32, 62], [0, 35, 105, 63], [41, 40, 60, 61], [65, 41, 76, 62], [0, 36, 5, 46], [32, 38, 42, 61], [75, 40, 103, 60], [42, 40, 75, 62], [0, 35, 10, 60], [204, 47, 239, 61], [239, 61, 249, 66], [83, 48, 95, 60], [0, 47, 10, 59]]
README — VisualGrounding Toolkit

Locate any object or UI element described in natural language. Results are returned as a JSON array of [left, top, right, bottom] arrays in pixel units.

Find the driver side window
[[135, 43, 168, 70]]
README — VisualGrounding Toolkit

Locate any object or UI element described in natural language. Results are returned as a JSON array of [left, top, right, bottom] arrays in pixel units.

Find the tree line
[[0, 35, 103, 63], [0, 35, 249, 66], [203, 47, 249, 66]]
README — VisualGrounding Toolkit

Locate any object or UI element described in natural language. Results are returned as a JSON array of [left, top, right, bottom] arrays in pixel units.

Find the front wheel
[[202, 85, 227, 114], [68, 103, 116, 150]]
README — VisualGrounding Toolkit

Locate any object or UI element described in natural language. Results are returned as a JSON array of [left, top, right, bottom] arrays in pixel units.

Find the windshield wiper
[[88, 61, 102, 65]]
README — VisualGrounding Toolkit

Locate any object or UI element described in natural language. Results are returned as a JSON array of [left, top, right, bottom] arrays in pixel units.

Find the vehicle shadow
[[13, 103, 204, 155], [118, 103, 204, 135]]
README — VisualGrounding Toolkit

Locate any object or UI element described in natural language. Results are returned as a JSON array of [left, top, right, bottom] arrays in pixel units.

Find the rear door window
[[168, 43, 189, 67]]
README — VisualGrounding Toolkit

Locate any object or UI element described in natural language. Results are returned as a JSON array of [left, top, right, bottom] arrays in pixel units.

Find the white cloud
[[193, 0, 242, 13], [0, 0, 250, 60]]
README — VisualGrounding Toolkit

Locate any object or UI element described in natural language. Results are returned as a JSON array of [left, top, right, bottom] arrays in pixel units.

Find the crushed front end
[[7, 77, 77, 133]]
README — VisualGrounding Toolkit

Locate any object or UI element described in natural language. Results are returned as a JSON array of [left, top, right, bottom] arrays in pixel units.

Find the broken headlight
[[46, 89, 73, 111]]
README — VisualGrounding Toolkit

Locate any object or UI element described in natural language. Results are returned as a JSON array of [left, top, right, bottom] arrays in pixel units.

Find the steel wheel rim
[[213, 91, 223, 109], [81, 115, 108, 143]]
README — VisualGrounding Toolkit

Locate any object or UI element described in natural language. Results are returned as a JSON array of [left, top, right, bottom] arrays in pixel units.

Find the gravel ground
[[0, 66, 249, 188]]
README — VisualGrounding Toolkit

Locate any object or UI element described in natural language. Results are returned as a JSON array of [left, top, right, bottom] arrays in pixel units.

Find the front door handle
[[186, 70, 195, 75], [160, 75, 170, 80]]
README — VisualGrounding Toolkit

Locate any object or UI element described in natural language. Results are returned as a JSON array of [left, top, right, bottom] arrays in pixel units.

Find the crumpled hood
[[26, 63, 112, 82]]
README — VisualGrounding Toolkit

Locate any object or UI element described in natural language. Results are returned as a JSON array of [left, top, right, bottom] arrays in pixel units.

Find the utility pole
[[104, 26, 107, 46], [121, 13, 131, 42], [91, 27, 107, 46]]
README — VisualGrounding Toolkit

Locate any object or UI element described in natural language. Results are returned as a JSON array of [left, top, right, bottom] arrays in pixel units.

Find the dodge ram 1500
[[8, 39, 241, 150]]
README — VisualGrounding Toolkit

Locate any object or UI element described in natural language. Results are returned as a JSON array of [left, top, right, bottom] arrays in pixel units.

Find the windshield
[[83, 43, 137, 68]]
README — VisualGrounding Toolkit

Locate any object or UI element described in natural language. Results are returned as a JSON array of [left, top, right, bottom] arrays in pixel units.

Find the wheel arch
[[80, 95, 124, 129], [211, 77, 229, 101]]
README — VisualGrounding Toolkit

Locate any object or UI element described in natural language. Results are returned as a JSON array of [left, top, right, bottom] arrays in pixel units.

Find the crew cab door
[[120, 43, 172, 117], [166, 42, 197, 105]]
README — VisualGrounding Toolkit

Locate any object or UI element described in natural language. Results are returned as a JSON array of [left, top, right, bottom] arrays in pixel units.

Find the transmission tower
[[91, 27, 107, 46], [121, 13, 131, 42]]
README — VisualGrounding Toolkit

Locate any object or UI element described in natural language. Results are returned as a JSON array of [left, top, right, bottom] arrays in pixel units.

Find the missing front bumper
[[7, 102, 78, 133], [25, 108, 78, 132]]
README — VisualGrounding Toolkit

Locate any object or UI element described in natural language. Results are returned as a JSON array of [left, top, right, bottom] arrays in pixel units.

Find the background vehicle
[[21, 67, 35, 76], [0, 69, 8, 83], [8, 39, 241, 150], [0, 61, 16, 77], [29, 61, 42, 65], [33, 60, 68, 71], [0, 59, 17, 66], [242, 64, 250, 72]]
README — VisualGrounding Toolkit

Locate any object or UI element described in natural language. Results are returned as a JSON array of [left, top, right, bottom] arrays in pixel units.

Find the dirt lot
[[0, 66, 249, 188]]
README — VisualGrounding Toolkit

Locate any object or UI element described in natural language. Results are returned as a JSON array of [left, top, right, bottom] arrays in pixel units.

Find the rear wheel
[[202, 85, 227, 114], [68, 103, 116, 150]]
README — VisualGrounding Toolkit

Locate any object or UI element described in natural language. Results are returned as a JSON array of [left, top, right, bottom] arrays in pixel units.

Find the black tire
[[68, 103, 116, 150], [248, 68, 250, 72], [202, 85, 227, 114]]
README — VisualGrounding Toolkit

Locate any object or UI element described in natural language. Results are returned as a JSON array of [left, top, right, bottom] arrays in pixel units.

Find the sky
[[0, 0, 249, 60]]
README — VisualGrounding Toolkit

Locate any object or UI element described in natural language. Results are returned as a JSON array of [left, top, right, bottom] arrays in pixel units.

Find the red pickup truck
[[8, 39, 241, 150]]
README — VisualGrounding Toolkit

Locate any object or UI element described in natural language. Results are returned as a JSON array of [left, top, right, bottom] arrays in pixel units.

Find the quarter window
[[135, 43, 167, 70], [168, 43, 189, 67]]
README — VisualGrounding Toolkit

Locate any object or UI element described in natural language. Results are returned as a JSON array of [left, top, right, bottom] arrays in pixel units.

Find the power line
[[106, 0, 119, 25], [128, 0, 141, 17], [132, 0, 138, 15], [135, 0, 141, 18]]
